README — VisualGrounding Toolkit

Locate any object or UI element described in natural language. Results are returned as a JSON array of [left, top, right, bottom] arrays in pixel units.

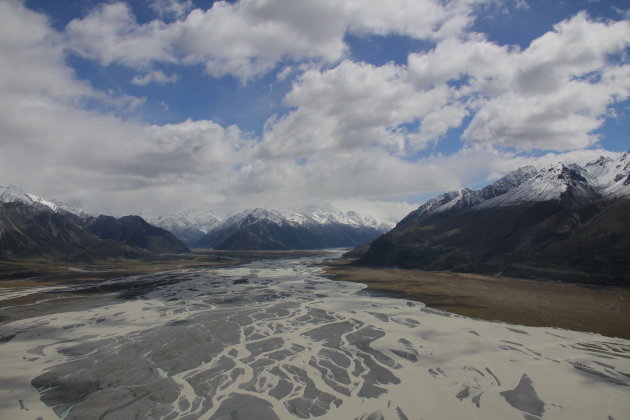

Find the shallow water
[[1, 252, 629, 419]]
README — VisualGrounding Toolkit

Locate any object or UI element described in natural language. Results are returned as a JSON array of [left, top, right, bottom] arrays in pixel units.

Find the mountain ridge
[[358, 152, 630, 285], [0, 188, 190, 260], [197, 207, 392, 250]]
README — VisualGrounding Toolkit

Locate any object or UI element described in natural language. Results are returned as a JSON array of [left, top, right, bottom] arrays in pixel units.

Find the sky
[[0, 0, 629, 220]]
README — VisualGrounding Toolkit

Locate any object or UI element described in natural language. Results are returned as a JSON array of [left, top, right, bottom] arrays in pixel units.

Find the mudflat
[[325, 261, 630, 340]]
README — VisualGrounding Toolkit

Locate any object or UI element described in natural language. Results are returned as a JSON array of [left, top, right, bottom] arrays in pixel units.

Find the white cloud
[[613, 7, 630, 20], [131, 70, 179, 85], [463, 13, 630, 150], [63, 0, 489, 82], [262, 60, 464, 157], [514, 0, 530, 10], [149, 0, 193, 20], [259, 12, 629, 161], [0, 1, 628, 219], [65, 2, 178, 68]]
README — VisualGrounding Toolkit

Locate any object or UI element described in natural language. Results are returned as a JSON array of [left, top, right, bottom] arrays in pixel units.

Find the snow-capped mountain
[[197, 206, 392, 250], [146, 209, 223, 246], [0, 185, 90, 218], [360, 152, 630, 285], [217, 206, 392, 232], [148, 209, 223, 234], [584, 152, 630, 195], [0, 186, 189, 258], [401, 152, 630, 226], [406, 166, 539, 220]]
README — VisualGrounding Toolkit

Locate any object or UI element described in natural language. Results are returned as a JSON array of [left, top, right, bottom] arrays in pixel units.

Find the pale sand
[[325, 261, 630, 340], [0, 253, 628, 419]]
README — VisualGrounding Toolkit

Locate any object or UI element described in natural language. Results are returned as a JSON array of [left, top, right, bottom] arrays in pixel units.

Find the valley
[[1, 154, 630, 419], [1, 252, 629, 419], [2, 2, 629, 419]]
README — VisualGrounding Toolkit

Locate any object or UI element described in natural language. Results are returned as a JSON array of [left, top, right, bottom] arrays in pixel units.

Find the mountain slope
[[197, 207, 391, 250], [87, 215, 190, 254], [0, 187, 189, 260], [358, 153, 630, 285], [0, 185, 89, 219], [0, 202, 139, 261]]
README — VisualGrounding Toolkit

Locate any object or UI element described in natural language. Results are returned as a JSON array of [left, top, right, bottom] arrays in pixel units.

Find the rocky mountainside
[[0, 187, 189, 260], [0, 202, 139, 260], [358, 152, 630, 285], [0, 185, 90, 221], [197, 207, 392, 250]]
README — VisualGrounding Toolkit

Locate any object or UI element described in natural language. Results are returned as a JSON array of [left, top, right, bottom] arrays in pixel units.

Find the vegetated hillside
[[87, 215, 190, 254], [197, 208, 391, 250], [0, 202, 139, 261], [358, 153, 630, 285]]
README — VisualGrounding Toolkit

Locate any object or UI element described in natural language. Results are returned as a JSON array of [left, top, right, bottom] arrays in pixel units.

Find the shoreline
[[324, 260, 630, 340]]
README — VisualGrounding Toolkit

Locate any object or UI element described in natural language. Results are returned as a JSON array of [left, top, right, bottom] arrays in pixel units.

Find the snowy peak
[[0, 185, 89, 218], [220, 208, 301, 230], [585, 155, 614, 178], [409, 165, 539, 220], [586, 152, 630, 196], [217, 206, 392, 232], [361, 153, 630, 284], [408, 152, 629, 219], [481, 162, 599, 207], [0, 185, 59, 211], [197, 205, 392, 250], [148, 209, 222, 234], [478, 165, 538, 200]]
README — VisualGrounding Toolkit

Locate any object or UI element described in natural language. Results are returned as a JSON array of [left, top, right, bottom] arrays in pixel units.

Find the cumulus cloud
[[0, 0, 628, 218], [261, 60, 464, 157], [264, 12, 630, 159], [64, 2, 178, 68], [463, 13, 630, 150], [63, 0, 488, 81], [131, 70, 178, 85]]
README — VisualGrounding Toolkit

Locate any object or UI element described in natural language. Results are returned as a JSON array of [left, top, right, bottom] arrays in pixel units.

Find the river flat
[[0, 251, 629, 419]]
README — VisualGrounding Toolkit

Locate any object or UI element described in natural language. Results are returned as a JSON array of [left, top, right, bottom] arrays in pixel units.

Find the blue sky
[[0, 0, 628, 218]]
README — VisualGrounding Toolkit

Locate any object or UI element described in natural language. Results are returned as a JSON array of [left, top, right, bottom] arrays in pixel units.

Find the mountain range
[[146, 209, 223, 246], [193, 206, 392, 250], [358, 152, 630, 285], [0, 186, 189, 260], [0, 186, 391, 258]]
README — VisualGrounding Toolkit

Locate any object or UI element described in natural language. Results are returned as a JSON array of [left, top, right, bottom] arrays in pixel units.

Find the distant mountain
[[358, 152, 630, 285], [147, 209, 222, 246], [0, 187, 189, 260], [0, 185, 90, 219], [86, 215, 189, 254], [0, 202, 138, 261], [197, 206, 392, 250]]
